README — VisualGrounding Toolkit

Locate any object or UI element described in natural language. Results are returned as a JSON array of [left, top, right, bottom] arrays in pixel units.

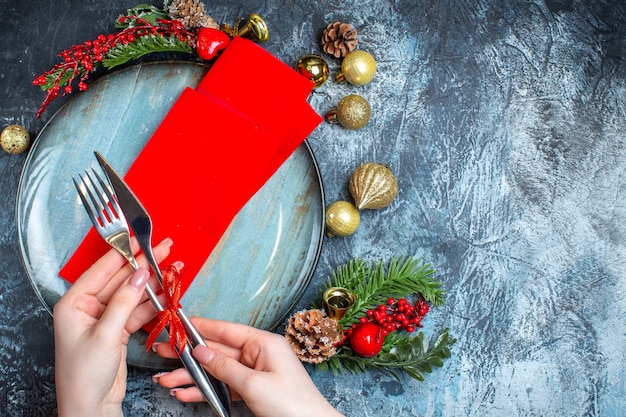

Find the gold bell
[[295, 54, 329, 88], [222, 13, 269, 42], [323, 287, 356, 320]]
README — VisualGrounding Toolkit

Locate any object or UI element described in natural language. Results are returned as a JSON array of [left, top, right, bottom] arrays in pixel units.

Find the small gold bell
[[325, 94, 371, 129], [221, 13, 269, 42], [322, 287, 356, 320], [295, 54, 329, 88], [335, 50, 377, 85], [325, 201, 360, 237]]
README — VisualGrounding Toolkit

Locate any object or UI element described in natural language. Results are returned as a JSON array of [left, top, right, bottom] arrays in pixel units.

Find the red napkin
[[60, 37, 322, 296]]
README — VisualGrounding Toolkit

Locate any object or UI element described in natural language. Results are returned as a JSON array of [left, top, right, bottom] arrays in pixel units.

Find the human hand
[[53, 238, 172, 417], [152, 318, 344, 417]]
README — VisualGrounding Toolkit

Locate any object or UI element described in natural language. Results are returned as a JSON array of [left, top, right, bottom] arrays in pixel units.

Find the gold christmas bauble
[[349, 163, 398, 209], [1, 124, 30, 154], [335, 50, 377, 85], [325, 200, 360, 237], [295, 54, 329, 88], [324, 94, 371, 130]]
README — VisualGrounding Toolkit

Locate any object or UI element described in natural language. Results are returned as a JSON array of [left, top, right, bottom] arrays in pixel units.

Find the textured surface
[[0, 0, 624, 416]]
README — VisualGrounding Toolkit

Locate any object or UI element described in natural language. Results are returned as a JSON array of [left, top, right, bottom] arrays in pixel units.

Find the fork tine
[[73, 173, 101, 227], [85, 168, 120, 223]]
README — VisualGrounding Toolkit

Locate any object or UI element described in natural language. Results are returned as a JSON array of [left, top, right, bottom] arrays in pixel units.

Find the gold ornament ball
[[325, 200, 360, 237], [349, 162, 398, 209], [295, 54, 329, 88], [1, 125, 30, 154], [335, 50, 377, 85], [324, 94, 371, 130]]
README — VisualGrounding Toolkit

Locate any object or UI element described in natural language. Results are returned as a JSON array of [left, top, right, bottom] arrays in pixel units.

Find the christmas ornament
[[167, 0, 218, 30], [195, 27, 230, 60], [285, 309, 343, 364], [321, 21, 358, 58], [1, 125, 30, 154], [312, 257, 455, 382], [325, 201, 360, 237], [221, 13, 269, 42], [295, 54, 329, 88], [33, 6, 198, 118], [349, 322, 384, 357], [335, 50, 377, 85], [324, 94, 371, 130], [349, 162, 398, 209], [322, 287, 356, 320]]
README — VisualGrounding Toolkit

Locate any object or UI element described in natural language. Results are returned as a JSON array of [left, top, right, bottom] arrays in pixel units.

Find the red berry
[[359, 317, 368, 323], [349, 322, 385, 358], [387, 297, 395, 305], [195, 28, 230, 60]]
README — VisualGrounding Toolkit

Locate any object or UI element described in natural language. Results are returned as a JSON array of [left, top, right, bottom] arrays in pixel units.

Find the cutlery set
[[73, 151, 231, 417]]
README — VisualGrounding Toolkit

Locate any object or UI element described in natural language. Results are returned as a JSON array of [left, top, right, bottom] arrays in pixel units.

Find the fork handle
[[127, 258, 230, 417]]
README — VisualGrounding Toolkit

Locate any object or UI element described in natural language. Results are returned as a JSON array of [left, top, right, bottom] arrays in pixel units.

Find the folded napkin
[[60, 37, 322, 296]]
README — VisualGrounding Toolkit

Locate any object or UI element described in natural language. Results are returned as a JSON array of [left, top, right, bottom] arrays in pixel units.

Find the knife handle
[[129, 260, 231, 417], [176, 308, 232, 414], [178, 343, 230, 417]]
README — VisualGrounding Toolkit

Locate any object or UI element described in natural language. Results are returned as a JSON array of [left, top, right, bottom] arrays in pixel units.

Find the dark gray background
[[1, 0, 624, 416]]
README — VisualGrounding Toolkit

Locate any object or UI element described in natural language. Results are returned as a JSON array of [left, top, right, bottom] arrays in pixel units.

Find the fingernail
[[160, 237, 173, 247], [170, 388, 183, 397], [151, 342, 162, 352], [172, 260, 184, 271], [128, 269, 150, 290], [152, 372, 169, 383], [192, 345, 215, 365]]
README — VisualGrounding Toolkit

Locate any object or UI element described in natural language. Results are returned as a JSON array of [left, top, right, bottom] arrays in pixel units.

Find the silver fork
[[73, 168, 161, 304], [73, 168, 229, 417]]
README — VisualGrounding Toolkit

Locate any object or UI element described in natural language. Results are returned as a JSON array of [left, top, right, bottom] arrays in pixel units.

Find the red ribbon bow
[[145, 265, 188, 355]]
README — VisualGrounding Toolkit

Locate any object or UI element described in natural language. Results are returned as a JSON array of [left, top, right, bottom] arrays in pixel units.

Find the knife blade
[[94, 151, 231, 417]]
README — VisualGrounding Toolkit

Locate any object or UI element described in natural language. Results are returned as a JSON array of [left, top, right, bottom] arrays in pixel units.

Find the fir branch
[[317, 328, 456, 382], [102, 33, 194, 69], [117, 4, 170, 28], [336, 257, 443, 327]]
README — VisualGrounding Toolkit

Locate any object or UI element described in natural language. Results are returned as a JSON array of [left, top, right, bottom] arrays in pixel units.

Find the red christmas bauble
[[350, 322, 384, 357]]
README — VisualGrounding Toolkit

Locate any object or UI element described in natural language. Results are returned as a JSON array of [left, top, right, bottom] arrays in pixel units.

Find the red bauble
[[196, 28, 230, 60], [350, 322, 384, 357]]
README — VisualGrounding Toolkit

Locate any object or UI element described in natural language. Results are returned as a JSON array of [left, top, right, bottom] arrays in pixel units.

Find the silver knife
[[94, 151, 231, 417]]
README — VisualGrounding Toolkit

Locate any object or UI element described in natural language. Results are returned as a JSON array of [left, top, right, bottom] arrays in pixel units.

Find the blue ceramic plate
[[17, 62, 324, 368]]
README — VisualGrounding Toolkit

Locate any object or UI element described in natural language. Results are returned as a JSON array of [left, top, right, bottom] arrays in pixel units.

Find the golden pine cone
[[168, 0, 218, 29], [322, 22, 358, 58], [285, 309, 342, 364]]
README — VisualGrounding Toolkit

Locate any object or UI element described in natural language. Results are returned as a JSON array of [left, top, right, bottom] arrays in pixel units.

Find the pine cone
[[168, 0, 218, 30], [321, 22, 358, 58], [285, 309, 342, 364]]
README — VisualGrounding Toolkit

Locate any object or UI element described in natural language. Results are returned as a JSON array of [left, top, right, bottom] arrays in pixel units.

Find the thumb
[[192, 345, 254, 390], [97, 268, 150, 334]]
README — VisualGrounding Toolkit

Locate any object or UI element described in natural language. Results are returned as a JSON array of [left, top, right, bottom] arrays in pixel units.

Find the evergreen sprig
[[318, 328, 456, 382], [312, 257, 454, 381], [102, 33, 194, 69], [317, 257, 444, 327], [116, 4, 170, 28]]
